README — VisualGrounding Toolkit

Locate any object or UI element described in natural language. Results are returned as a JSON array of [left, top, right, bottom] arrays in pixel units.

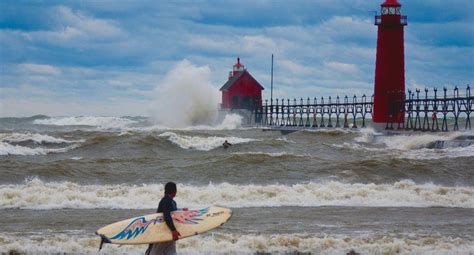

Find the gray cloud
[[0, 0, 472, 116]]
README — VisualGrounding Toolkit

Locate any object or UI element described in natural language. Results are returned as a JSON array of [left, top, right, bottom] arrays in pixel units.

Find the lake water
[[1, 114, 473, 254]]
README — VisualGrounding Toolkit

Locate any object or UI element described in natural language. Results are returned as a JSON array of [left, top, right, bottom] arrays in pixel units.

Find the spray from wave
[[1, 178, 472, 209], [127, 114, 244, 132], [149, 60, 220, 128], [204, 113, 243, 130]]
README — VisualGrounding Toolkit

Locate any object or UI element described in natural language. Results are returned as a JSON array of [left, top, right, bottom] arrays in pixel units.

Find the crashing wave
[[231, 151, 309, 158], [158, 132, 258, 151], [0, 132, 82, 144], [0, 142, 80, 156], [128, 114, 246, 132], [0, 232, 472, 255], [1, 178, 472, 210], [334, 130, 474, 159], [426, 135, 474, 149], [33, 116, 138, 129], [0, 132, 83, 156]]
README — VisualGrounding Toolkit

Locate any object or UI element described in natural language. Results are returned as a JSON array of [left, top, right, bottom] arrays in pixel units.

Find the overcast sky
[[1, 0, 473, 117]]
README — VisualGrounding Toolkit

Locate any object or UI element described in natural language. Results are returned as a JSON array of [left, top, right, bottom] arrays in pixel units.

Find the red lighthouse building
[[373, 0, 407, 124], [220, 58, 264, 110]]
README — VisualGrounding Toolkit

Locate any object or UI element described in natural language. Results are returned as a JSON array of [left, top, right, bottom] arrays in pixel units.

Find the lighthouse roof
[[381, 0, 401, 7], [219, 70, 264, 91]]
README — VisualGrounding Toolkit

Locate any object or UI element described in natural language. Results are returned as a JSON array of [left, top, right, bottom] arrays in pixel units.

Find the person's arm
[[163, 198, 181, 240], [162, 199, 177, 232]]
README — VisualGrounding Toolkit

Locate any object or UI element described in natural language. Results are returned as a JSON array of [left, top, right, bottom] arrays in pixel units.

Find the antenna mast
[[271, 54, 274, 103]]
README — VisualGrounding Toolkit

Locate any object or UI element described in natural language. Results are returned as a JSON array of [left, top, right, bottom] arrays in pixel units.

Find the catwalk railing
[[387, 86, 472, 131], [256, 94, 373, 129], [255, 85, 473, 131]]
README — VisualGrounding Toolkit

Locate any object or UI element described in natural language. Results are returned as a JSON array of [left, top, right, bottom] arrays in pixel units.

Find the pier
[[221, 1, 472, 134], [256, 85, 473, 132]]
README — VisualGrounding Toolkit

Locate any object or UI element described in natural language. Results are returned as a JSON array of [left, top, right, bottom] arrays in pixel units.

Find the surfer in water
[[222, 140, 232, 149], [146, 182, 181, 255]]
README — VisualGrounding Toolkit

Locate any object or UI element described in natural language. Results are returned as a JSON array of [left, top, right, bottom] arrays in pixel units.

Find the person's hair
[[164, 182, 177, 195]]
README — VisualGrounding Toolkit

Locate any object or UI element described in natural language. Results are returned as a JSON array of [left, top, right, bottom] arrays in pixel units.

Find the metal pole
[[271, 54, 274, 103]]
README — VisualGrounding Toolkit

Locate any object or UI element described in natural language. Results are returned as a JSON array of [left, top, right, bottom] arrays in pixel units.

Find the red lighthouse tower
[[373, 0, 407, 124]]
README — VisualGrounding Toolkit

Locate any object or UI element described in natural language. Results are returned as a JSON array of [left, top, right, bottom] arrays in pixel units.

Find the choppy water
[[1, 114, 473, 254]]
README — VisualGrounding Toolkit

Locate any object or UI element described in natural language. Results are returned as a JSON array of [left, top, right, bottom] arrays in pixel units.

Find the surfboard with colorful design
[[96, 207, 231, 245]]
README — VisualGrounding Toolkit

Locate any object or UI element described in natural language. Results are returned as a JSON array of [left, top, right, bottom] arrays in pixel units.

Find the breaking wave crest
[[33, 116, 138, 129], [400, 145, 474, 160], [0, 142, 79, 156], [0, 132, 81, 144], [335, 129, 474, 159], [0, 132, 83, 156], [332, 141, 474, 159], [177, 113, 244, 131], [231, 151, 309, 159], [378, 132, 471, 150], [158, 132, 258, 151], [303, 128, 357, 135], [0, 233, 472, 255], [1, 178, 472, 209], [354, 129, 473, 150]]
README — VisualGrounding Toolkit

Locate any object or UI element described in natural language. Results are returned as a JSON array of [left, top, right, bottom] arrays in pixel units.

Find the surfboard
[[96, 207, 231, 245]]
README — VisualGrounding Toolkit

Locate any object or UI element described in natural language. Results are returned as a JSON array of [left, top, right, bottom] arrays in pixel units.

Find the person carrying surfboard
[[146, 182, 182, 255], [96, 183, 231, 252]]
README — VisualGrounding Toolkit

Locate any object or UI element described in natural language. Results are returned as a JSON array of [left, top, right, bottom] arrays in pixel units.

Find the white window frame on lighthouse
[[381, 7, 401, 15]]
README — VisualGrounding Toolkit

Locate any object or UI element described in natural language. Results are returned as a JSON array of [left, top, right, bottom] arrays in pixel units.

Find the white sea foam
[[342, 130, 474, 159], [0, 132, 83, 156], [118, 131, 133, 136], [211, 114, 243, 130], [304, 128, 357, 134], [353, 127, 383, 143], [377, 132, 468, 150], [0, 142, 47, 156], [0, 132, 81, 144], [399, 144, 474, 160], [1, 178, 472, 210], [331, 141, 474, 159], [0, 142, 79, 156], [330, 142, 383, 152], [0, 233, 472, 255], [33, 116, 138, 129], [232, 151, 308, 158], [158, 132, 258, 151], [175, 113, 245, 131], [353, 128, 472, 150], [276, 136, 295, 143]]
